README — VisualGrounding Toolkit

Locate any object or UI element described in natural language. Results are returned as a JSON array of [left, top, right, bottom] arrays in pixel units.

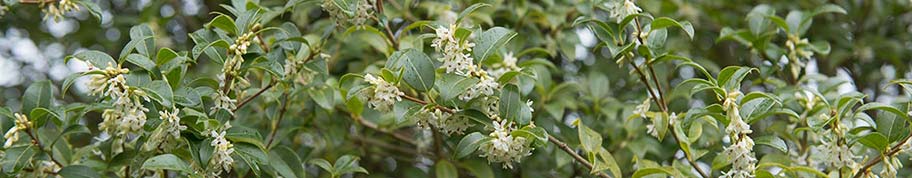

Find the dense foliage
[[1, 0, 912, 177]]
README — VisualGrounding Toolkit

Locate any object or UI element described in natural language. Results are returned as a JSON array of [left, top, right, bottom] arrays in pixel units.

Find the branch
[[852, 133, 912, 178], [233, 81, 275, 112], [265, 93, 289, 148], [548, 135, 612, 178], [25, 128, 62, 166], [399, 94, 611, 177]]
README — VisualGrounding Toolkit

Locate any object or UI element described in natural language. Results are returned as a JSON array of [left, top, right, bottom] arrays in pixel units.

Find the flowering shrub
[[1, 0, 912, 178]]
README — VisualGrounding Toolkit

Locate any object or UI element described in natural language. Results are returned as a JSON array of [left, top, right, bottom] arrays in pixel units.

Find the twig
[[548, 136, 612, 178], [852, 132, 912, 178], [233, 81, 275, 112], [400, 94, 455, 113], [350, 114, 418, 146], [265, 93, 289, 148]]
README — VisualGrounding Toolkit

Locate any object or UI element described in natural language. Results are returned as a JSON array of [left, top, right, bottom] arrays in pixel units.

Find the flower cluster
[[223, 31, 256, 76], [459, 73, 499, 101], [815, 135, 856, 169], [211, 90, 238, 115], [3, 113, 30, 148], [431, 24, 477, 76], [720, 91, 757, 178], [880, 155, 901, 178], [207, 122, 235, 176], [41, 0, 80, 21], [34, 160, 60, 178], [87, 63, 151, 154], [487, 52, 521, 79], [633, 98, 651, 118], [604, 0, 642, 22], [479, 120, 533, 169], [416, 107, 473, 135], [142, 108, 187, 151], [351, 0, 373, 27], [364, 74, 404, 112]]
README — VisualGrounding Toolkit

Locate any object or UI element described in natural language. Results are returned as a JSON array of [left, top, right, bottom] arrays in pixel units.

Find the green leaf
[[652, 112, 669, 141], [857, 132, 888, 152], [499, 84, 525, 124], [456, 3, 491, 24], [746, 5, 775, 35], [386, 49, 436, 92], [156, 48, 179, 65], [473, 27, 517, 63], [716, 66, 754, 91], [141, 154, 191, 172], [461, 159, 494, 178], [592, 147, 622, 177], [334, 155, 368, 175], [435, 160, 459, 178], [650, 17, 694, 39], [71, 50, 116, 68], [129, 24, 156, 56], [3, 145, 36, 172], [632, 167, 674, 178], [227, 126, 267, 150], [269, 146, 304, 178], [576, 121, 602, 152], [455, 132, 485, 158], [143, 80, 174, 107], [436, 73, 479, 101], [873, 109, 908, 143], [309, 86, 335, 110], [309, 158, 334, 174], [126, 53, 157, 72], [75, 1, 103, 21], [58, 165, 101, 178], [755, 136, 788, 153], [859, 103, 911, 123], [22, 80, 53, 114], [208, 14, 238, 35]]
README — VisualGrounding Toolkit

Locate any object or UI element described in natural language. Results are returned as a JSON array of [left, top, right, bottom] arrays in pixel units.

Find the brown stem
[[548, 136, 612, 178], [401, 95, 455, 113], [265, 93, 289, 148], [233, 81, 275, 112], [350, 114, 418, 146]]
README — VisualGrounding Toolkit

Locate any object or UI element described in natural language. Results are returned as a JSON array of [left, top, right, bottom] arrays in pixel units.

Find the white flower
[[364, 74, 404, 112], [3, 113, 30, 148], [432, 24, 477, 76], [42, 0, 80, 21], [720, 136, 756, 178], [34, 160, 61, 178], [416, 108, 474, 135], [633, 98, 651, 118], [208, 123, 235, 176], [880, 155, 901, 178], [87, 63, 152, 154], [211, 90, 238, 115], [726, 107, 752, 140], [351, 0, 373, 27], [479, 120, 533, 169], [604, 0, 642, 23], [143, 108, 188, 151], [460, 74, 499, 101], [816, 138, 856, 169], [488, 52, 521, 79]]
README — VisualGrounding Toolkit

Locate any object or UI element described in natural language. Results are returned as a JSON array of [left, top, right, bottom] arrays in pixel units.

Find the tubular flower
[[720, 91, 756, 178], [143, 108, 188, 151], [479, 120, 533, 169], [633, 98, 651, 118], [3, 113, 30, 148], [460, 73, 499, 101], [880, 155, 901, 178], [208, 122, 235, 176], [223, 31, 255, 77], [416, 107, 473, 135], [87, 63, 151, 154], [364, 74, 404, 112], [34, 160, 61, 178], [604, 0, 642, 23], [41, 0, 80, 21], [431, 24, 476, 76]]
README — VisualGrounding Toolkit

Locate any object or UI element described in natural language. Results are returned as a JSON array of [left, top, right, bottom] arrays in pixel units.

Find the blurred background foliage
[[1, 0, 911, 177]]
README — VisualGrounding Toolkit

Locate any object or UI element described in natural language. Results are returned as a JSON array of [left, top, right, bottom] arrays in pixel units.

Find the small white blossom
[[211, 91, 238, 115], [3, 113, 30, 148], [460, 74, 499, 101], [416, 108, 473, 135], [364, 74, 404, 112], [726, 108, 752, 140], [87, 63, 151, 154], [432, 24, 477, 76], [633, 98, 651, 118], [42, 0, 80, 21], [488, 52, 521, 79], [208, 122, 235, 176], [604, 0, 642, 22], [34, 160, 61, 178], [816, 138, 856, 169], [143, 108, 188, 151], [880, 155, 901, 178], [351, 0, 373, 27], [720, 136, 756, 178], [479, 120, 533, 169]]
